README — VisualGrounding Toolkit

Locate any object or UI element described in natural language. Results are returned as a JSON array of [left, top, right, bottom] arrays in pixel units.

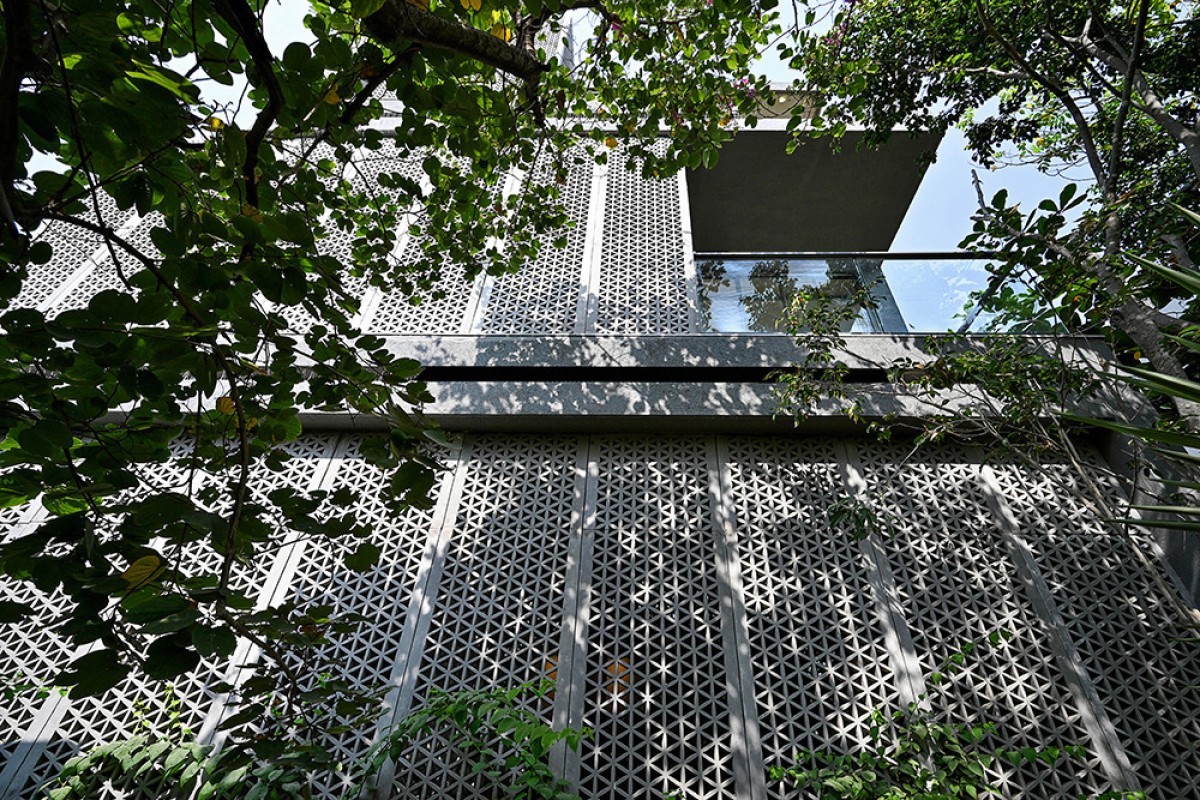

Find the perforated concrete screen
[[15, 193, 135, 314], [475, 154, 594, 334], [3, 434, 1198, 799], [594, 143, 695, 334], [25, 147, 698, 337]]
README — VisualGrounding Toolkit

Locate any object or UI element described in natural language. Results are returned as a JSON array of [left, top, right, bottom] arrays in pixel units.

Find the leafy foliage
[[0, 0, 779, 782], [43, 681, 584, 799], [825, 496, 896, 542], [783, 0, 1200, 425], [366, 681, 590, 800], [769, 633, 1142, 800], [772, 265, 882, 424]]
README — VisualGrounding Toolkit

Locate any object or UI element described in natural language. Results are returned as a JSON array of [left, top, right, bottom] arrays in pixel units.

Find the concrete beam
[[374, 333, 1110, 373]]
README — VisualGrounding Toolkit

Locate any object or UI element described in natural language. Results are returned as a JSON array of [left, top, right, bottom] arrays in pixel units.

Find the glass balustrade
[[695, 253, 1018, 334]]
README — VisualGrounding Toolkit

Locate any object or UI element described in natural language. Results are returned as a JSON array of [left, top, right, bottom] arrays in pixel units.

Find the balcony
[[695, 252, 1003, 334]]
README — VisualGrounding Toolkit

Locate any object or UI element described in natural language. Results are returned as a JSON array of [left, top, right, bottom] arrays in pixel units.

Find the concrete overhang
[[294, 378, 1139, 437], [686, 129, 942, 252], [288, 335, 1129, 435], [370, 333, 1111, 375], [297, 381, 979, 434]]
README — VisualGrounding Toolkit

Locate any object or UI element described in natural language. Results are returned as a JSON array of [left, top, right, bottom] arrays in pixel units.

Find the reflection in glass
[[697, 258, 893, 333], [696, 255, 1004, 334]]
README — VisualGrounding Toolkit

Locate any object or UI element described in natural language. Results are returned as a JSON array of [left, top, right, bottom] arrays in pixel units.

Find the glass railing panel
[[880, 257, 1000, 333], [696, 254, 1016, 334]]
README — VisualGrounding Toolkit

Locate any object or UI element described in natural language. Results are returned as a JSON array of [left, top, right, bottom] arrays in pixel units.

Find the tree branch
[[289, 46, 420, 176], [1163, 234, 1197, 270], [212, 0, 284, 210], [41, 211, 154, 265], [954, 66, 1034, 81], [363, 1, 547, 82], [971, 0, 1111, 191], [1062, 19, 1200, 181], [969, 172, 1200, 427], [0, 0, 36, 236], [1101, 2, 1148, 258]]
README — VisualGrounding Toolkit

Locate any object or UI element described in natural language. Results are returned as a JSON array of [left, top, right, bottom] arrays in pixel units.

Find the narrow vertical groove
[[370, 436, 474, 797], [458, 273, 490, 335], [259, 435, 349, 610], [977, 463, 1141, 792], [678, 169, 701, 334], [839, 441, 926, 707], [709, 435, 767, 800], [0, 678, 74, 797], [549, 435, 592, 785], [576, 163, 607, 334], [0, 501, 76, 797], [562, 436, 600, 788]]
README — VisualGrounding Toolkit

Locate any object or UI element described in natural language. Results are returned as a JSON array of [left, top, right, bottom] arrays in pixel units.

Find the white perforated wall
[[0, 438, 338, 798], [856, 444, 1105, 798], [264, 436, 443, 800], [578, 437, 736, 800], [390, 436, 579, 799], [360, 158, 481, 336], [3, 435, 1199, 800], [991, 459, 1200, 799], [279, 148, 425, 335], [476, 158, 593, 334], [723, 438, 894, 799], [595, 146, 693, 334], [24, 194, 136, 313]]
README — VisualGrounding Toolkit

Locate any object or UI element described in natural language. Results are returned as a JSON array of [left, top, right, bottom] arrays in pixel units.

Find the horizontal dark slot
[[694, 251, 996, 260], [417, 365, 894, 383]]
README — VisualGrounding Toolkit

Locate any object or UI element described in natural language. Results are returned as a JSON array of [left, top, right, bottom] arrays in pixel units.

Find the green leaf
[[350, 0, 388, 17], [222, 126, 247, 173], [42, 492, 90, 516], [192, 624, 238, 658], [282, 42, 312, 73], [0, 600, 34, 623], [144, 636, 201, 679], [1128, 504, 1200, 516], [163, 743, 202, 776], [1170, 203, 1200, 229], [17, 418, 73, 457], [1120, 365, 1200, 406], [126, 61, 199, 102], [344, 541, 382, 572], [138, 607, 199, 635], [57, 649, 131, 697], [1165, 334, 1200, 357], [218, 702, 266, 731], [0, 472, 38, 508], [123, 591, 192, 624], [1060, 412, 1200, 450], [1126, 252, 1200, 295]]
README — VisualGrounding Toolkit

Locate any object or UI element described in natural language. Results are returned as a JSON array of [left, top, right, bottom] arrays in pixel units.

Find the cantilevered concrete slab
[[686, 129, 942, 252]]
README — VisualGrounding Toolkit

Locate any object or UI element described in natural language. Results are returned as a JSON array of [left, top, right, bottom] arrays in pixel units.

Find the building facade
[[1, 127, 1199, 800]]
